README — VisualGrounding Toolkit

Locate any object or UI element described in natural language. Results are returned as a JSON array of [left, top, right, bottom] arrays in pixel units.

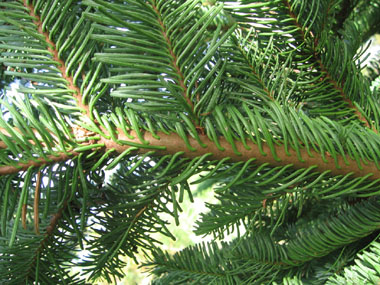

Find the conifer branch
[[236, 43, 275, 101], [23, 0, 91, 116], [25, 199, 70, 280], [4, 122, 378, 180], [151, 2, 196, 119], [0, 1, 100, 176], [282, 0, 373, 129], [1, 0, 380, 282], [101, 129, 380, 180], [0, 152, 77, 175], [45, 200, 67, 236], [2, 121, 379, 180]]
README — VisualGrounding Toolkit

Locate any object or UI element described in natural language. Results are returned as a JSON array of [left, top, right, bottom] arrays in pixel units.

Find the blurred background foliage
[[75, 173, 219, 284]]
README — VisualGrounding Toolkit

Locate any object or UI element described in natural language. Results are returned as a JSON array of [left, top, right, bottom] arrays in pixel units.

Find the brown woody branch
[[101, 129, 380, 181], [0, 152, 78, 175], [3, 124, 379, 180]]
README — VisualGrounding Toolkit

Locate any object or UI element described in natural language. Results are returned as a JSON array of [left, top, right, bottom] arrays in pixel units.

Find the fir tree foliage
[[0, 0, 380, 283]]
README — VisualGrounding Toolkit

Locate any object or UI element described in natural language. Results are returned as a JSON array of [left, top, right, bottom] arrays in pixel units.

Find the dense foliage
[[1, 0, 380, 283]]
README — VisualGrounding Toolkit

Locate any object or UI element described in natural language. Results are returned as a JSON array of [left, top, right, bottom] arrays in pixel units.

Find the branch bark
[[102, 129, 380, 180], [0, 152, 77, 175]]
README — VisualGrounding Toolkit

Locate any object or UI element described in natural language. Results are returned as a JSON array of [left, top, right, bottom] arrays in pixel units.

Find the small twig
[[34, 171, 41, 235], [0, 152, 78, 176]]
